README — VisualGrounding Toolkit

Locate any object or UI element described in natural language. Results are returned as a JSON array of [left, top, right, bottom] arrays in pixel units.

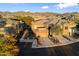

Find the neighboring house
[[51, 17, 77, 36], [61, 21, 76, 36]]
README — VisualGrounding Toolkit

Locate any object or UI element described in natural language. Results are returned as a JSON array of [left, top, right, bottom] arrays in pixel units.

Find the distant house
[[4, 27, 16, 34], [0, 19, 18, 37], [0, 19, 6, 27], [0, 27, 16, 37], [5, 20, 18, 27], [0, 19, 6, 35]]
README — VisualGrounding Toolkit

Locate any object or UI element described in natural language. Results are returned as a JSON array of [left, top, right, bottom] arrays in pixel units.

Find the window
[[65, 26, 68, 30]]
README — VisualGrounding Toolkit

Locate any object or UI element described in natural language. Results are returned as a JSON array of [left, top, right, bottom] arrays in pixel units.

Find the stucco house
[[61, 21, 76, 36], [31, 19, 48, 38]]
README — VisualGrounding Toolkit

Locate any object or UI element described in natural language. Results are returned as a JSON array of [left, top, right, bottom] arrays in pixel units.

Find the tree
[[50, 25, 62, 36], [48, 24, 54, 37], [10, 16, 34, 25], [22, 16, 34, 25], [48, 26, 51, 37]]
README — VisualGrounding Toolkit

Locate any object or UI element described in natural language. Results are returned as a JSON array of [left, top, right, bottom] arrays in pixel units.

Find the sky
[[0, 3, 79, 13]]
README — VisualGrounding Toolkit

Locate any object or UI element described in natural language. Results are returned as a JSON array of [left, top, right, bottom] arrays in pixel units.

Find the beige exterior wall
[[31, 22, 48, 37], [36, 30, 48, 37], [62, 22, 76, 36]]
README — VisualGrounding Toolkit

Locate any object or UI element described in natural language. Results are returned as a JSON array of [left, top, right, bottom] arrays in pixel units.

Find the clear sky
[[0, 3, 79, 13]]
